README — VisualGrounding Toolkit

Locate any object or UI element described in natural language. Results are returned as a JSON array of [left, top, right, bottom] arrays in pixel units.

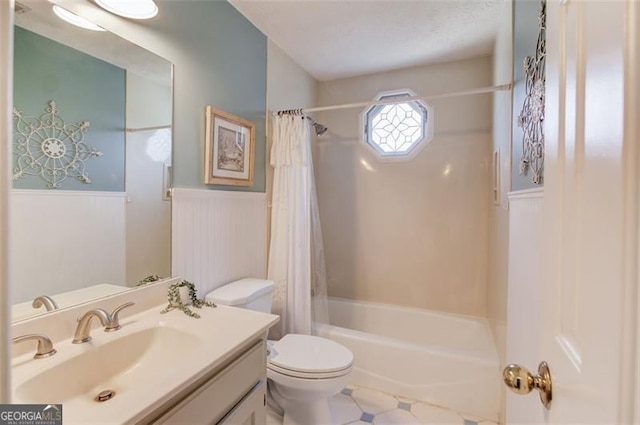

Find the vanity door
[[153, 340, 266, 425]]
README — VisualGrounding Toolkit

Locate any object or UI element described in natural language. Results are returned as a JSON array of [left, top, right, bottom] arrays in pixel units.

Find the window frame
[[359, 89, 434, 162]]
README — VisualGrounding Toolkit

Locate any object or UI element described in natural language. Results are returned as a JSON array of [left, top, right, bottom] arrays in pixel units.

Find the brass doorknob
[[503, 361, 552, 409]]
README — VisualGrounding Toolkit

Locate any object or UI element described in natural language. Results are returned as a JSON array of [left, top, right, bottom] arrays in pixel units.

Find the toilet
[[206, 278, 353, 425]]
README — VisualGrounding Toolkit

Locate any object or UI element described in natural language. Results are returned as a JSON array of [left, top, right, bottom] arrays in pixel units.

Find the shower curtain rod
[[273, 83, 512, 115], [126, 124, 171, 133]]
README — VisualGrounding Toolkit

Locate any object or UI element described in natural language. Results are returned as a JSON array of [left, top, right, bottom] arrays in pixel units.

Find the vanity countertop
[[11, 304, 279, 425]]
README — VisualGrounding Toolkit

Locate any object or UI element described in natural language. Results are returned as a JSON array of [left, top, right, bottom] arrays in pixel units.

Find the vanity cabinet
[[150, 339, 267, 425]]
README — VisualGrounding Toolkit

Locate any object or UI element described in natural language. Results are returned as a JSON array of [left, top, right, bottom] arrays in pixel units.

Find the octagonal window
[[360, 90, 433, 161]]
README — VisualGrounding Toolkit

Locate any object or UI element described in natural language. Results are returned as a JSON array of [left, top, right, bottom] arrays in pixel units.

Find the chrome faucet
[[32, 295, 58, 312], [13, 334, 57, 359], [73, 308, 112, 344]]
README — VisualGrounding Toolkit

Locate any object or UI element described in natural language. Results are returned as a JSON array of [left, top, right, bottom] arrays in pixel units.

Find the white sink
[[11, 305, 278, 425], [15, 327, 199, 404]]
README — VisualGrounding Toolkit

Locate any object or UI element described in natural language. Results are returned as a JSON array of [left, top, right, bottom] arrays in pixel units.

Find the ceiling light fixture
[[52, 5, 106, 31], [94, 0, 158, 20]]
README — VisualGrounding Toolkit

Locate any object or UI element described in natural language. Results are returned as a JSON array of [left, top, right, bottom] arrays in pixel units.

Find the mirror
[[11, 0, 173, 321]]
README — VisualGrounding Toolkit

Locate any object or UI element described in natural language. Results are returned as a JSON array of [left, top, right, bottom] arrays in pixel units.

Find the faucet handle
[[32, 295, 59, 311], [13, 334, 57, 359], [105, 302, 135, 332]]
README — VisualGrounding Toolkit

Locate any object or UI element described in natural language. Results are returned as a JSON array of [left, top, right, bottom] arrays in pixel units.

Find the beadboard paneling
[[505, 189, 544, 424], [171, 189, 267, 296], [10, 190, 126, 304]]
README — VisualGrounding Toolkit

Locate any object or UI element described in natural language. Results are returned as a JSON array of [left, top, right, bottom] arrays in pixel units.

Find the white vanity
[[10, 279, 279, 425]]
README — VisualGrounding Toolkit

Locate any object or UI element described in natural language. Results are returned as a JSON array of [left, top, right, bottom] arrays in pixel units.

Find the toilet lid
[[268, 334, 353, 375]]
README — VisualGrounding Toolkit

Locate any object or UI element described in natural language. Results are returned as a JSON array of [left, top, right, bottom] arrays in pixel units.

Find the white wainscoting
[[171, 188, 267, 296], [10, 190, 126, 305], [505, 188, 544, 424]]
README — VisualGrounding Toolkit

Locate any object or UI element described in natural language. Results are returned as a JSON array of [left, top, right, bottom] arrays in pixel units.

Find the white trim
[[507, 188, 544, 200], [11, 189, 127, 198], [126, 124, 171, 133], [623, 0, 640, 421], [0, 0, 12, 403], [172, 187, 267, 201]]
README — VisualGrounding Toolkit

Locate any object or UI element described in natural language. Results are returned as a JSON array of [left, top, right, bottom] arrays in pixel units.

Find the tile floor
[[266, 384, 499, 425]]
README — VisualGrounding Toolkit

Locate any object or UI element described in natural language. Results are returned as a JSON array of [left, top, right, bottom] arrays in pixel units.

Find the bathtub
[[314, 297, 500, 421]]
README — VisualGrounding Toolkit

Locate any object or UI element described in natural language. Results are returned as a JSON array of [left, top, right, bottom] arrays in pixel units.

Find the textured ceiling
[[230, 0, 504, 81]]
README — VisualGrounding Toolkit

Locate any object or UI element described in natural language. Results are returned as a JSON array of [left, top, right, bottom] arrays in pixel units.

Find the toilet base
[[268, 380, 336, 425], [279, 397, 333, 425]]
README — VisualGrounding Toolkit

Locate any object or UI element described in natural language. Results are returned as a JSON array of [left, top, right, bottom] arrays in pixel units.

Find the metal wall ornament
[[13, 101, 103, 189], [518, 0, 546, 185]]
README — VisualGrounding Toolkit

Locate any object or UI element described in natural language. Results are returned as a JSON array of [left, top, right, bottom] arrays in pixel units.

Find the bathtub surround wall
[[488, 3, 513, 422], [489, 0, 513, 367], [171, 189, 266, 297], [316, 57, 492, 317], [13, 27, 125, 191]]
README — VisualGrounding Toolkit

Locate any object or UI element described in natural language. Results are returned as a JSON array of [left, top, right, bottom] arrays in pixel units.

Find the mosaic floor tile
[[360, 412, 375, 423], [459, 412, 499, 424], [411, 401, 464, 425], [266, 385, 492, 425], [329, 393, 363, 424], [351, 387, 399, 415], [397, 401, 412, 411], [342, 387, 354, 396], [375, 408, 422, 425]]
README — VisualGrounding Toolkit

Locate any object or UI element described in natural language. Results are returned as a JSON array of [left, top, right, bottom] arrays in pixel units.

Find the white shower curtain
[[268, 114, 329, 340]]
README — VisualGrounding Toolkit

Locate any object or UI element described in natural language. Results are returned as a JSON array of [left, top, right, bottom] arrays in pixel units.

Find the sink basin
[[11, 303, 279, 425], [15, 326, 199, 404]]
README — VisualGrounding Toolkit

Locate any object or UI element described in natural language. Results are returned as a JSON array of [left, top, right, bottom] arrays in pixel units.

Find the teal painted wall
[[13, 26, 125, 191], [157, 1, 267, 192], [512, 0, 544, 190], [54, 0, 268, 193]]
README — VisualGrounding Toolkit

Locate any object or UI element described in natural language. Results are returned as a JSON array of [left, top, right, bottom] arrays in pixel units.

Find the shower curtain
[[268, 114, 329, 340]]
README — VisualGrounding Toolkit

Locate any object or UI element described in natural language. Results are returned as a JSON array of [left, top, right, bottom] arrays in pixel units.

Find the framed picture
[[204, 106, 255, 186]]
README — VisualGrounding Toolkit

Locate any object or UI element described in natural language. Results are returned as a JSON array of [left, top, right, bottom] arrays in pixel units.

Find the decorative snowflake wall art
[[13, 101, 103, 189], [517, 0, 546, 185]]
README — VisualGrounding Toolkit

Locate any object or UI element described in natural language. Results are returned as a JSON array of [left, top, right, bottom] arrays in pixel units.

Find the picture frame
[[204, 106, 255, 186]]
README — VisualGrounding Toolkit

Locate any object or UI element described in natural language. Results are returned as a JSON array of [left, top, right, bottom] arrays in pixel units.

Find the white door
[[505, 0, 639, 423]]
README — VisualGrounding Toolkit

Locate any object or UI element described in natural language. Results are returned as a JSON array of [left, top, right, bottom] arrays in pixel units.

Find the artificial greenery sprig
[[160, 280, 216, 318], [137, 275, 163, 286]]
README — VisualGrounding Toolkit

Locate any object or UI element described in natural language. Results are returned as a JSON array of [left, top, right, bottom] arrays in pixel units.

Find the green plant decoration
[[160, 280, 216, 318], [137, 275, 163, 286]]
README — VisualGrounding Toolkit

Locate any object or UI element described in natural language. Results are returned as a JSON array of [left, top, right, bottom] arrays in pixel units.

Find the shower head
[[312, 122, 328, 136]]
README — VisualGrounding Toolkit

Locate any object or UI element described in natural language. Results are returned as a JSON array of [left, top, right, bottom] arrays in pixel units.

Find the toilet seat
[[267, 334, 353, 379], [268, 362, 352, 379]]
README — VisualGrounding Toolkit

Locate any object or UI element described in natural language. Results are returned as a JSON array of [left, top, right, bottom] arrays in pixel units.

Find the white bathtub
[[314, 297, 500, 421]]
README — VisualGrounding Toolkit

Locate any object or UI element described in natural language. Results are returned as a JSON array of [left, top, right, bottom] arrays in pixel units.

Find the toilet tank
[[205, 278, 274, 313]]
